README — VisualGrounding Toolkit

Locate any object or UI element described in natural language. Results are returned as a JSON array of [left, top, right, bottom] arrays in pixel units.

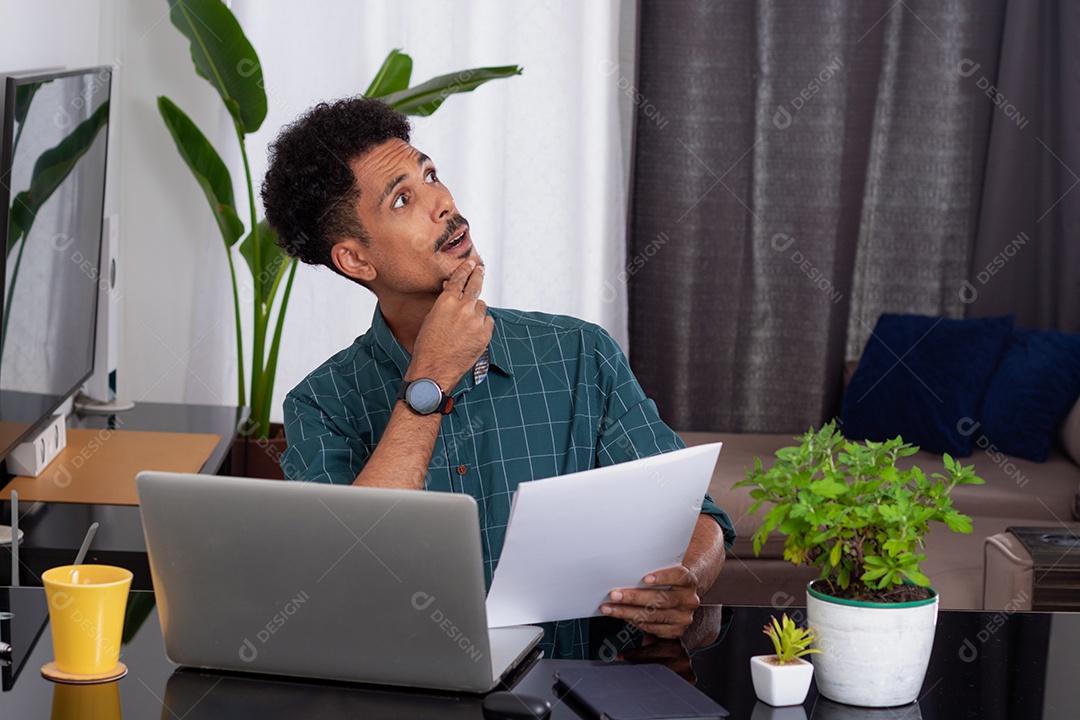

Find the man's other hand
[[609, 605, 727, 685], [600, 565, 700, 639], [410, 260, 493, 389]]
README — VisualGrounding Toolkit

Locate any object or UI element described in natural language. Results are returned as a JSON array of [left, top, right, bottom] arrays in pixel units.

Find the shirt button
[[456, 465, 467, 475]]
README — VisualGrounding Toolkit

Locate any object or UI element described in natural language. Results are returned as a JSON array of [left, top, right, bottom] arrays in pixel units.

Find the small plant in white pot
[[751, 614, 820, 707], [735, 422, 984, 707]]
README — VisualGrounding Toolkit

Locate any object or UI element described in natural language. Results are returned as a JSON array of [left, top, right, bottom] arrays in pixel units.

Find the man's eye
[[392, 193, 407, 209], [426, 169, 438, 183]]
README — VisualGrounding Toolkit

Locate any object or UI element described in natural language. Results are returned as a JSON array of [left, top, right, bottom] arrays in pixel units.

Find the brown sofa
[[683, 400, 1080, 610]]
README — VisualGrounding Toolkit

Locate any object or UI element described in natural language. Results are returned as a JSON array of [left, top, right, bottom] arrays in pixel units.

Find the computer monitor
[[0, 66, 111, 465]]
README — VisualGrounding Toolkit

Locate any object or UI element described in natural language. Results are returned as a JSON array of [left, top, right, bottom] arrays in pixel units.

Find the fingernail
[[601, 605, 612, 615], [644, 575, 656, 585], [610, 591, 623, 601]]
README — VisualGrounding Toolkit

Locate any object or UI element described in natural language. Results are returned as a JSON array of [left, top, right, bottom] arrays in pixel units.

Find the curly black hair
[[261, 97, 411, 277]]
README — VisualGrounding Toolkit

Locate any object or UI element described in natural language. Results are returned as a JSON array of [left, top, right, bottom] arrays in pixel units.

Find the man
[[261, 97, 734, 660]]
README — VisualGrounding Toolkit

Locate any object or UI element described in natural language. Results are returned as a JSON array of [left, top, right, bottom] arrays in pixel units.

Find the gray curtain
[[966, 0, 1080, 330], [628, 0, 1008, 433]]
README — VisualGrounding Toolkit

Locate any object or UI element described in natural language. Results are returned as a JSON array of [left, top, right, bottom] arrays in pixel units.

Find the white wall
[[0, 3, 106, 75], [108, 0, 232, 407]]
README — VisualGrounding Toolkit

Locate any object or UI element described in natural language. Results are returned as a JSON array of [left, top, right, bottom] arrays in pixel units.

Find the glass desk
[[0, 589, 1075, 719]]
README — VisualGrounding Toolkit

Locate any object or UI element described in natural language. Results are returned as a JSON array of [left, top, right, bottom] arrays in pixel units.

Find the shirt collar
[[369, 304, 413, 377], [369, 304, 515, 380], [486, 312, 513, 377]]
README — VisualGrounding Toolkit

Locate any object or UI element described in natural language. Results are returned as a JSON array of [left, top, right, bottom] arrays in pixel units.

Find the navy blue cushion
[[978, 328, 1080, 462], [841, 314, 1013, 456]]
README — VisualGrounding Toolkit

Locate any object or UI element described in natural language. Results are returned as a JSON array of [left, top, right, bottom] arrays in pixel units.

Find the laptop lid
[[135, 472, 540, 692]]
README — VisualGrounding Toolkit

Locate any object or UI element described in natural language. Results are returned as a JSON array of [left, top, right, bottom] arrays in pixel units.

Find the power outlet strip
[[6, 414, 66, 477]]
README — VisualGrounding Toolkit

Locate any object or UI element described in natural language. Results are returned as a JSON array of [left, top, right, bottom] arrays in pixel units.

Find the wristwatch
[[397, 378, 454, 415]]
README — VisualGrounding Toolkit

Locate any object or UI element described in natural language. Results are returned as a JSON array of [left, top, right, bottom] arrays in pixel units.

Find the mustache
[[434, 214, 469, 252]]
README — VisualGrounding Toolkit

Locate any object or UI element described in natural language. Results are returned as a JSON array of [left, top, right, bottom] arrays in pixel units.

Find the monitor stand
[[73, 392, 135, 415]]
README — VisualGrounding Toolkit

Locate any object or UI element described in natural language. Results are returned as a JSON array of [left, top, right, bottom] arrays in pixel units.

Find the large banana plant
[[160, 0, 520, 439]]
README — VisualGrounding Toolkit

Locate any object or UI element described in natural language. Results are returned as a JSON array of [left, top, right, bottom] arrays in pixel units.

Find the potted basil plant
[[734, 421, 984, 707]]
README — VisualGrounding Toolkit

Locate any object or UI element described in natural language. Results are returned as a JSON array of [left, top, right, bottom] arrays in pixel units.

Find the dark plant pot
[[230, 422, 287, 479]]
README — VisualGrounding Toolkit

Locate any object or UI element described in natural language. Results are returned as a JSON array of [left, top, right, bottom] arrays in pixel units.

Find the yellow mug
[[42, 565, 132, 675]]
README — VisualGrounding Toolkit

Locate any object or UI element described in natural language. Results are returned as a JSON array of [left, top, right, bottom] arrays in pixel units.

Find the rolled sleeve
[[280, 384, 370, 484]]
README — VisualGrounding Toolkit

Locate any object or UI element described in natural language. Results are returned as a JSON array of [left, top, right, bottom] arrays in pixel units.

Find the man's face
[[349, 138, 479, 297]]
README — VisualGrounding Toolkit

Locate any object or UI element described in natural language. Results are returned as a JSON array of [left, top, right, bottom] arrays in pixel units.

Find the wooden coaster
[[41, 661, 127, 684]]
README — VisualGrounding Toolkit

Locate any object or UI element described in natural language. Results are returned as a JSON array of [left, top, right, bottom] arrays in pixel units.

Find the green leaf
[[380, 65, 523, 116], [861, 565, 889, 583], [943, 511, 973, 534], [901, 567, 931, 586], [168, 0, 267, 133], [239, 219, 289, 304], [809, 477, 847, 499], [364, 49, 413, 98], [776, 446, 798, 461], [8, 99, 110, 251], [158, 96, 244, 247]]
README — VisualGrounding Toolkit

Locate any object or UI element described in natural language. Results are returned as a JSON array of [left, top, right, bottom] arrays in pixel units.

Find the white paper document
[[485, 442, 723, 627]]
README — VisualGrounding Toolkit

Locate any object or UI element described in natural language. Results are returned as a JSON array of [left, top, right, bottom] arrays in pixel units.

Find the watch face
[[406, 379, 443, 414]]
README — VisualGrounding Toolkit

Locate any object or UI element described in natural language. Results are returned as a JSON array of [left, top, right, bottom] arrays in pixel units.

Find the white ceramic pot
[[806, 581, 939, 707], [750, 655, 814, 706]]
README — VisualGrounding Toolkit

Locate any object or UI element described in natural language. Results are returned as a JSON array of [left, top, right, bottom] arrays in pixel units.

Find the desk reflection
[[51, 681, 122, 720], [163, 669, 488, 720], [808, 698, 923, 719]]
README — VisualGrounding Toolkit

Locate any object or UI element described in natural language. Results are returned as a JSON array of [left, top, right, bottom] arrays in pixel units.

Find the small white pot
[[750, 655, 814, 707], [806, 581, 939, 707]]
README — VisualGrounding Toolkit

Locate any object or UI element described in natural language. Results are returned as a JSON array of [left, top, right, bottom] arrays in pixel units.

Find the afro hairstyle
[[261, 96, 411, 276]]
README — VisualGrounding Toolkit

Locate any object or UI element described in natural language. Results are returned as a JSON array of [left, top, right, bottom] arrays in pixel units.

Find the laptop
[[135, 472, 543, 692]]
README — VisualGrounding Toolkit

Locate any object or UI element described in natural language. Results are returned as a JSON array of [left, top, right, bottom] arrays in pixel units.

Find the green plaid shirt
[[281, 305, 735, 659]]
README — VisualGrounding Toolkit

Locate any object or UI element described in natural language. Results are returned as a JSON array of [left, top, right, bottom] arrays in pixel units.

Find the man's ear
[[331, 239, 376, 283]]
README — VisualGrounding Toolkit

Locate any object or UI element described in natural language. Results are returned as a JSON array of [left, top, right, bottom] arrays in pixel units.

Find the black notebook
[[552, 664, 729, 720]]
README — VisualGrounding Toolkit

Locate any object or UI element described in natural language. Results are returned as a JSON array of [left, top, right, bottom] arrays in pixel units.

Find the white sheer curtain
[[186, 0, 630, 423]]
